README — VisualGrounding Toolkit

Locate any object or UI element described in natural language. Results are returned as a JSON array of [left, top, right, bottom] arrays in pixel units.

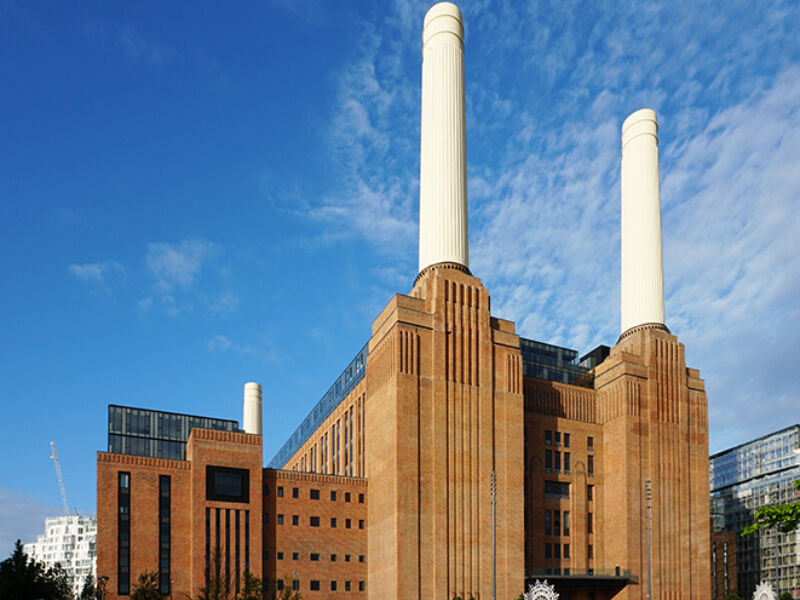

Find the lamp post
[[98, 576, 108, 600]]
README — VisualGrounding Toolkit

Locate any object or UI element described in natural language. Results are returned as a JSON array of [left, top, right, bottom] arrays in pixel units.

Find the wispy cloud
[[67, 259, 124, 292], [118, 25, 172, 66], [206, 334, 283, 365], [0, 488, 65, 557]]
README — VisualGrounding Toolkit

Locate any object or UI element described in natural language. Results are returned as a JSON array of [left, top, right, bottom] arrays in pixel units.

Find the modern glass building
[[108, 404, 239, 460], [710, 424, 800, 597]]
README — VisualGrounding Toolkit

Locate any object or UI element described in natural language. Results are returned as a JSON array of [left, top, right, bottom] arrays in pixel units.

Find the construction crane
[[50, 441, 71, 516]]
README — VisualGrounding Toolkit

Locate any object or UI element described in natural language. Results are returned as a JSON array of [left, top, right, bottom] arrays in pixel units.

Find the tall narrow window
[[349, 405, 354, 475], [215, 509, 221, 585], [555, 432, 561, 446], [235, 510, 240, 596], [588, 455, 594, 477], [118, 472, 131, 595], [564, 452, 570, 474], [554, 510, 561, 536], [225, 509, 230, 593], [545, 510, 551, 535], [564, 433, 570, 448], [205, 508, 210, 590], [244, 510, 250, 573], [587, 484, 594, 501], [563, 511, 570, 536], [555, 451, 561, 473], [588, 436, 594, 451], [588, 512, 594, 534], [158, 476, 170, 595], [545, 450, 553, 472], [545, 430, 552, 445]]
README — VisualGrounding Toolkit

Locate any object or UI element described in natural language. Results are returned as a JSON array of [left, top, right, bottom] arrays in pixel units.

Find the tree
[[725, 594, 743, 600], [268, 575, 301, 600], [742, 480, 800, 535], [0, 539, 73, 600], [131, 571, 163, 600], [778, 592, 793, 600], [240, 571, 264, 600], [79, 574, 97, 600]]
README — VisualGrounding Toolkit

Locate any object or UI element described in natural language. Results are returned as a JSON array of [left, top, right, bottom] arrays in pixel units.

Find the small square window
[[310, 580, 320, 591], [345, 492, 351, 502], [277, 514, 284, 525], [331, 518, 337, 528], [277, 486, 284, 497], [330, 554, 337, 562], [358, 519, 365, 529], [277, 551, 284, 560], [277, 580, 284, 590], [292, 552, 299, 561], [346, 518, 351, 529], [359, 581, 365, 591], [345, 554, 351, 562], [310, 516, 320, 527], [263, 550, 269, 560], [310, 489, 320, 500], [330, 581, 337, 591], [330, 491, 337, 501], [358, 493, 365, 503], [310, 553, 320, 561], [292, 487, 299, 498], [345, 581, 351, 591], [292, 515, 299, 526], [359, 555, 365, 563]]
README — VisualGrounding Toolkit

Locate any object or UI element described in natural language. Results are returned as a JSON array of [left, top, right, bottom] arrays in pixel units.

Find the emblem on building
[[524, 580, 559, 600], [753, 581, 777, 600]]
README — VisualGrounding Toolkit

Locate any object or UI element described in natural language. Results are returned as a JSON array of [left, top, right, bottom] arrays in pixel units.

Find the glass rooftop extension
[[519, 337, 600, 388], [268, 343, 368, 468]]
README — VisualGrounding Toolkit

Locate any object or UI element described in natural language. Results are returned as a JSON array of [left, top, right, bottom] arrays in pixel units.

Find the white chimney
[[620, 108, 666, 334], [418, 2, 469, 274], [243, 382, 262, 435]]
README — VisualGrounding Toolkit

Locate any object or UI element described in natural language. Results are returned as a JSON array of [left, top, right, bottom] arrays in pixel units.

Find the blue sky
[[1, 0, 798, 552]]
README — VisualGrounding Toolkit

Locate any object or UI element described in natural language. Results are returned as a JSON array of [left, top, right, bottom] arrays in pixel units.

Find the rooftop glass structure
[[709, 424, 800, 597], [108, 404, 239, 460], [268, 344, 368, 468], [519, 337, 597, 387]]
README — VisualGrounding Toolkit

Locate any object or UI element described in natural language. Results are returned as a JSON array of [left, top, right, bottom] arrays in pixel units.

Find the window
[[263, 484, 269, 496], [545, 430, 552, 445], [588, 455, 594, 477], [310, 553, 320, 561], [545, 543, 552, 558], [359, 555, 365, 563], [358, 493, 365, 503], [277, 580, 284, 590], [159, 476, 170, 595], [277, 551, 284, 560], [588, 513, 593, 534], [345, 554, 351, 562], [292, 487, 299, 498], [563, 511, 570, 536], [564, 452, 570, 474], [545, 510, 552, 535], [206, 466, 249, 503], [277, 514, 284, 525], [554, 543, 561, 559], [292, 552, 299, 560], [345, 581, 352, 591], [263, 512, 269, 524], [554, 510, 561, 536], [330, 554, 337, 562], [587, 484, 594, 501], [564, 543, 570, 558], [545, 481, 570, 498], [359, 581, 365, 591], [588, 544, 593, 559], [346, 518, 351, 529], [263, 551, 269, 560], [358, 519, 365, 529], [588, 436, 594, 451], [310, 489, 320, 500], [331, 491, 337, 501], [292, 515, 299, 526], [310, 581, 320, 591], [555, 451, 561, 473], [118, 471, 131, 595], [555, 432, 561, 446], [277, 486, 284, 497], [330, 518, 337, 528], [310, 516, 320, 527], [293, 579, 299, 591], [330, 581, 337, 591], [564, 433, 570, 448], [545, 450, 553, 472], [345, 492, 351, 502]]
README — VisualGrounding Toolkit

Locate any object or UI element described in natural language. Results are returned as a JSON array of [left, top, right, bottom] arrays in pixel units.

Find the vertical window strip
[[349, 405, 354, 475], [158, 475, 170, 595], [215, 508, 221, 585], [118, 472, 131, 595], [205, 508, 210, 590], [235, 510, 241, 595], [244, 510, 250, 572], [225, 509, 231, 594]]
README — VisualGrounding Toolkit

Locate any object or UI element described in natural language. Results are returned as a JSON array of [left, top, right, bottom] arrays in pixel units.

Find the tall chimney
[[620, 108, 666, 335], [243, 382, 262, 435], [418, 2, 469, 274]]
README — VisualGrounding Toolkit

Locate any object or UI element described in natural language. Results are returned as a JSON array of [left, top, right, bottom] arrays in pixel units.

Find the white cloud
[[67, 260, 124, 291], [145, 239, 218, 293], [206, 334, 283, 365]]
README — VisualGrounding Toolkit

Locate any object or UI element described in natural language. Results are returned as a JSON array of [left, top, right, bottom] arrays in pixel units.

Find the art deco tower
[[364, 3, 524, 598]]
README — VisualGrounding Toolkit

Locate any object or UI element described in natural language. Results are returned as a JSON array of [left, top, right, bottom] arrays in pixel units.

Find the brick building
[[96, 3, 711, 598]]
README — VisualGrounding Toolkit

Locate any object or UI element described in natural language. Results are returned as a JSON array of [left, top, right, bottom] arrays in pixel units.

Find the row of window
[[269, 551, 365, 563], [268, 513, 364, 529], [544, 509, 593, 536], [545, 431, 594, 451], [266, 485, 365, 504], [544, 544, 594, 560], [277, 579, 366, 592]]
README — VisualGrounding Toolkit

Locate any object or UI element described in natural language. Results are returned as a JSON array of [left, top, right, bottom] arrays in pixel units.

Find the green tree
[[79, 573, 97, 600], [725, 594, 743, 600], [240, 571, 264, 600], [268, 575, 300, 600], [778, 592, 793, 600], [742, 480, 800, 535], [131, 571, 163, 600], [0, 539, 72, 600]]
